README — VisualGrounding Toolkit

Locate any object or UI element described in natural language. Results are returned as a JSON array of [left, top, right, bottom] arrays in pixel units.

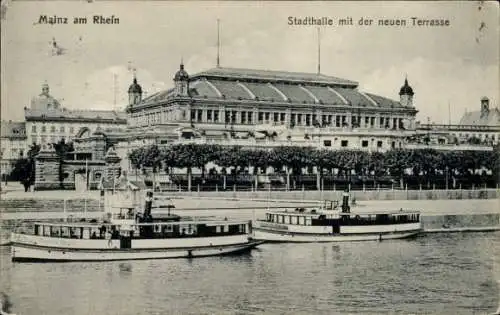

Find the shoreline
[[1, 187, 499, 202]]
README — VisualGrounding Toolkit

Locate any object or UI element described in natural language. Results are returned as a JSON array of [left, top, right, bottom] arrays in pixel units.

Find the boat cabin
[[30, 219, 251, 240], [263, 208, 420, 228]]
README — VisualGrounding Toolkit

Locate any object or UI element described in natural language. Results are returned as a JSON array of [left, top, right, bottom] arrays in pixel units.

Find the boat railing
[[27, 219, 251, 229]]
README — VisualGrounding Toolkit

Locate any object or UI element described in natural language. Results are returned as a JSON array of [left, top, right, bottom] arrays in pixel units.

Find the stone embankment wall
[[164, 189, 499, 201]]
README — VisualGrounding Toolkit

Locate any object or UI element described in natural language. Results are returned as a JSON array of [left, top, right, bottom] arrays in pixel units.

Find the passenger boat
[[252, 191, 422, 242], [10, 188, 261, 262]]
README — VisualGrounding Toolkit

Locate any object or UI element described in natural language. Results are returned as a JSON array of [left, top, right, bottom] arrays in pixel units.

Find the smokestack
[[144, 190, 153, 217], [341, 188, 350, 213]]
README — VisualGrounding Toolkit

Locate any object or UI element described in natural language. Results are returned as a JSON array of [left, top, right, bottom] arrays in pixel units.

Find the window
[[291, 113, 296, 124], [197, 110, 202, 122], [241, 111, 246, 124], [391, 141, 396, 148], [70, 127, 74, 133], [377, 141, 383, 148], [41, 126, 46, 132], [280, 113, 286, 122], [299, 216, 305, 225], [264, 112, 270, 121], [305, 114, 311, 126], [32, 125, 36, 133], [214, 111, 219, 122], [207, 110, 213, 121], [362, 140, 369, 147], [297, 114, 302, 125], [50, 126, 56, 132], [258, 112, 264, 122], [323, 140, 332, 147], [60, 126, 65, 133], [341, 140, 348, 147], [225, 111, 230, 124], [248, 112, 253, 124], [191, 110, 196, 121], [273, 113, 279, 122]]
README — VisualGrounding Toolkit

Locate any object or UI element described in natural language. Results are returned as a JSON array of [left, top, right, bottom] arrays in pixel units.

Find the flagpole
[[85, 158, 89, 191]]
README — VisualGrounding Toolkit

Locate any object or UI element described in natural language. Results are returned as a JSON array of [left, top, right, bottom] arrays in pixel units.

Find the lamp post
[[445, 166, 449, 190]]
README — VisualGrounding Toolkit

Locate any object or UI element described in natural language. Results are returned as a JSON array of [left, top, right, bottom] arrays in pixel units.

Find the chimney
[[480, 97, 489, 117]]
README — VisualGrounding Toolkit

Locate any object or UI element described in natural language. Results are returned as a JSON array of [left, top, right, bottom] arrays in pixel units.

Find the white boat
[[252, 192, 422, 242], [10, 189, 262, 262]]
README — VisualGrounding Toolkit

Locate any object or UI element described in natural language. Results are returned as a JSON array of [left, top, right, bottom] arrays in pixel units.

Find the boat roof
[[266, 208, 420, 216], [31, 219, 250, 227]]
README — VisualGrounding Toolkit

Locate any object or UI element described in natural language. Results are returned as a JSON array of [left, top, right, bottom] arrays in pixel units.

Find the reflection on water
[[1, 232, 499, 315]]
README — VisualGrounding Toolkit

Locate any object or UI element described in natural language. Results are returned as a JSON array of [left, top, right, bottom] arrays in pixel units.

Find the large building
[[24, 82, 128, 146], [124, 64, 418, 152], [0, 120, 27, 178]]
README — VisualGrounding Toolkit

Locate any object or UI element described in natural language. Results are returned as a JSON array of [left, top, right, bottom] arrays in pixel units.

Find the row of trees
[[129, 144, 500, 191]]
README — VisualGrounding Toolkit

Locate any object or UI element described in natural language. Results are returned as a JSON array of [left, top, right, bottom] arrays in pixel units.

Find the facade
[[0, 121, 27, 177], [25, 83, 128, 146], [125, 64, 418, 152]]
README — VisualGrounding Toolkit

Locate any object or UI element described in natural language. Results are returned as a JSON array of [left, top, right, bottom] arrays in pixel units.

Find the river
[[0, 199, 499, 314]]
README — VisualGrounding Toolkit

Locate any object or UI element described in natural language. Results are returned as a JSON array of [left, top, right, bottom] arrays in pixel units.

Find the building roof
[[0, 121, 26, 139], [24, 108, 128, 123], [135, 67, 409, 109], [458, 108, 500, 127], [99, 175, 147, 191], [142, 79, 404, 109], [191, 67, 359, 87]]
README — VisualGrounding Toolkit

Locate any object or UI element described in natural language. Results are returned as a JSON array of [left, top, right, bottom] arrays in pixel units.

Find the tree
[[170, 144, 201, 191], [11, 143, 41, 191], [128, 147, 146, 178], [384, 149, 411, 189]]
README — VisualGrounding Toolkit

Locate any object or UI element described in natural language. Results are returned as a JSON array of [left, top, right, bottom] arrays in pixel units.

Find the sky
[[1, 1, 498, 124]]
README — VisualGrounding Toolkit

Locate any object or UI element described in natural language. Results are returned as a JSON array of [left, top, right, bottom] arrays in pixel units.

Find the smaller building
[[0, 120, 27, 178], [25, 82, 128, 146], [414, 97, 500, 147]]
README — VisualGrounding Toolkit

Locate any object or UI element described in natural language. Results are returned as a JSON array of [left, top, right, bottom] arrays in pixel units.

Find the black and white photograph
[[0, 1, 499, 314]]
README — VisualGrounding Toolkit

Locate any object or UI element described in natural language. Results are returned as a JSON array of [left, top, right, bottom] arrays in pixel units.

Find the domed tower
[[399, 77, 414, 107], [127, 76, 143, 106], [173, 62, 189, 96], [30, 82, 61, 111], [41, 82, 50, 96]]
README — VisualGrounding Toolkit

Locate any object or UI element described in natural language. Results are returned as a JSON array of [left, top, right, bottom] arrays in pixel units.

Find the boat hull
[[252, 227, 422, 243], [11, 241, 262, 262], [10, 233, 262, 262]]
